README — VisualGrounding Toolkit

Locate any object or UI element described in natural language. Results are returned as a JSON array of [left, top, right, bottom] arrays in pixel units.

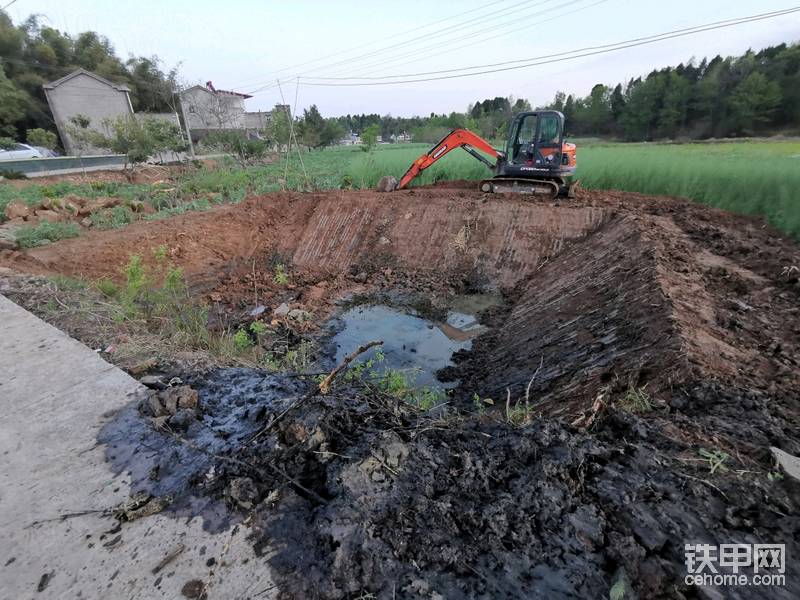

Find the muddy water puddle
[[330, 293, 502, 388]]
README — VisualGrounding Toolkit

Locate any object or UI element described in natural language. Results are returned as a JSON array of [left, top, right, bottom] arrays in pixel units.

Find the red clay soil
[[2, 183, 800, 419]]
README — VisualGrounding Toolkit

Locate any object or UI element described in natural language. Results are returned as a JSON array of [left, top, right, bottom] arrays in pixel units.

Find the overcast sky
[[7, 0, 800, 117]]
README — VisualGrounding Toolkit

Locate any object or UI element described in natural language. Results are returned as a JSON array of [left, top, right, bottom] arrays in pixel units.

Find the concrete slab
[[0, 295, 273, 599]]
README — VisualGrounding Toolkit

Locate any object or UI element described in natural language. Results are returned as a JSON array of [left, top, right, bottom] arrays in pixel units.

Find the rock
[[175, 386, 199, 410], [376, 175, 398, 192], [98, 196, 121, 209], [228, 477, 259, 509], [34, 209, 61, 222], [80, 217, 93, 228], [354, 271, 368, 283], [0, 238, 17, 251], [146, 392, 169, 417], [161, 385, 198, 413], [383, 267, 393, 277], [771, 447, 800, 483], [139, 374, 167, 390], [168, 409, 195, 431], [249, 305, 267, 317], [4, 202, 30, 220], [378, 236, 391, 245], [288, 308, 310, 321], [274, 302, 290, 317]]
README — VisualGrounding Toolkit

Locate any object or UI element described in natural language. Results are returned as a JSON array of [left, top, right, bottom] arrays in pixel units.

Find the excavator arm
[[397, 129, 502, 190]]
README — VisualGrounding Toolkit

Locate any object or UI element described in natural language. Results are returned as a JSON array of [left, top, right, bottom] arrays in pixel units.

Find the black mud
[[100, 368, 800, 599]]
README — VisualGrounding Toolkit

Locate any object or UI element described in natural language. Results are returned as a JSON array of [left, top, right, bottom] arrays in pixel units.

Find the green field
[[3, 139, 799, 239], [324, 140, 800, 238]]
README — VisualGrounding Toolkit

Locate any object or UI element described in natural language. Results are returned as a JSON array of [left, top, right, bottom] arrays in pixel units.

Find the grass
[[3, 139, 800, 239], [574, 140, 800, 239], [618, 383, 653, 413], [16, 221, 80, 248]]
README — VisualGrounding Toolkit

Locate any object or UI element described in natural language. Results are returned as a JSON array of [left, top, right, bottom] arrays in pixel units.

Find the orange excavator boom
[[396, 129, 502, 190]]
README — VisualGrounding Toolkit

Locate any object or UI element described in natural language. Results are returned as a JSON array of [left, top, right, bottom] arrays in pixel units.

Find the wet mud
[[4, 183, 800, 598]]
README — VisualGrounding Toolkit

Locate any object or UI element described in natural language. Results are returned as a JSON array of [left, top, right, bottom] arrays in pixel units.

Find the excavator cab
[[508, 112, 562, 166], [489, 110, 576, 196]]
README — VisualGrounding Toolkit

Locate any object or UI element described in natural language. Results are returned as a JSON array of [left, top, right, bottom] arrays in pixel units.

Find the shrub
[[91, 205, 135, 229], [26, 128, 58, 150], [16, 221, 80, 248]]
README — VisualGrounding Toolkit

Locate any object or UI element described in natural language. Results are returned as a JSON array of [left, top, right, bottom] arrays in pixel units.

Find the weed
[[96, 278, 119, 298], [342, 351, 447, 410], [16, 221, 80, 248], [273, 263, 289, 286], [234, 328, 254, 351], [698, 448, 730, 474], [767, 471, 784, 482], [506, 402, 536, 426], [152, 244, 168, 261], [472, 392, 494, 415], [619, 383, 653, 413], [250, 320, 268, 335], [90, 205, 134, 230], [48, 274, 87, 291]]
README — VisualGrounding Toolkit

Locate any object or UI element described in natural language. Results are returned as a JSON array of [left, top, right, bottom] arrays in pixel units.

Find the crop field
[[227, 139, 800, 238]]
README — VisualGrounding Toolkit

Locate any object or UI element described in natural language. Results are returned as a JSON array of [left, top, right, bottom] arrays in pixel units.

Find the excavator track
[[480, 177, 562, 198]]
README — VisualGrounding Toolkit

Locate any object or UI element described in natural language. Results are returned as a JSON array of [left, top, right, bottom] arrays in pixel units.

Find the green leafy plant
[[233, 328, 253, 351], [152, 244, 168, 261], [698, 448, 730, 474], [15, 221, 80, 248], [273, 263, 289, 286], [26, 128, 57, 150], [250, 320, 268, 335]]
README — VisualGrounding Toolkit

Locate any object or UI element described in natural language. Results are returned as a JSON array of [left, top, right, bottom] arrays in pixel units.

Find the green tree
[[729, 72, 782, 134], [658, 71, 691, 137], [266, 108, 291, 152], [584, 84, 611, 134], [90, 116, 185, 169], [319, 119, 345, 148], [298, 104, 325, 149], [609, 83, 626, 133], [0, 65, 25, 137], [360, 124, 380, 152], [26, 127, 57, 149], [205, 131, 265, 166]]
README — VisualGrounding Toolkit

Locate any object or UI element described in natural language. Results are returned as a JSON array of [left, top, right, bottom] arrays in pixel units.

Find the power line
[[313, 0, 605, 81], [244, 0, 553, 94], [296, 7, 800, 87], [227, 0, 517, 89], [305, 5, 783, 81], [1, 0, 20, 11]]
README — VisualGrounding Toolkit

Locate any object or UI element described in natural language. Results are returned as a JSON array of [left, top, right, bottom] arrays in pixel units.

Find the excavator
[[394, 110, 577, 197]]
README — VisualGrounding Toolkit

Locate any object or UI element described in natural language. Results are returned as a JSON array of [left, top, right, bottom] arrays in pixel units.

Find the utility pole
[[177, 89, 195, 159]]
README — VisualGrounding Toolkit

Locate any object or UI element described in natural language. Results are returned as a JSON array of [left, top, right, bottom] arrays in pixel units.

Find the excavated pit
[[4, 183, 800, 598]]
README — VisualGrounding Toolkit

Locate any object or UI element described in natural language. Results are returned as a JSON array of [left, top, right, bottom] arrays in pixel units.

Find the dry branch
[[318, 340, 383, 394]]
